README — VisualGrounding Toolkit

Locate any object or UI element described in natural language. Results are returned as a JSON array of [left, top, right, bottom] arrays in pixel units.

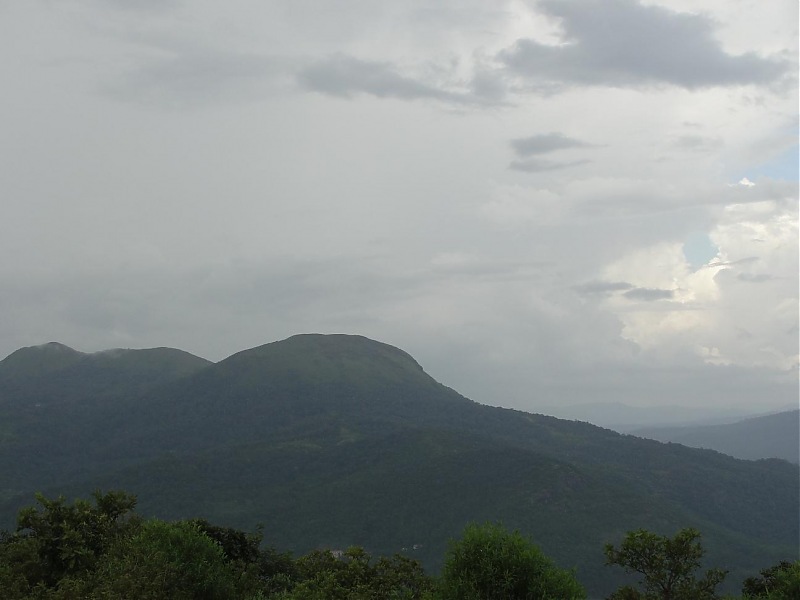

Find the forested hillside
[[2, 491, 797, 599], [0, 335, 797, 597]]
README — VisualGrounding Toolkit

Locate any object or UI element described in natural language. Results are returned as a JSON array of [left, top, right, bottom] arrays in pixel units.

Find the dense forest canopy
[[2, 491, 797, 599]]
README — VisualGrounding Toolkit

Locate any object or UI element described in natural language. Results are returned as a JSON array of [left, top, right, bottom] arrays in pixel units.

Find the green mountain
[[0, 342, 87, 380], [0, 341, 211, 403], [632, 410, 800, 464], [0, 334, 797, 597], [0, 343, 211, 497]]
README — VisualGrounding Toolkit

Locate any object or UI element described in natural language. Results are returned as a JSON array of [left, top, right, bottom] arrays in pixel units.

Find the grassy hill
[[0, 334, 797, 596]]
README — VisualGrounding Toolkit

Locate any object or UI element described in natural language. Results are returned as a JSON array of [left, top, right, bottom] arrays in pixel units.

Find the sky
[[1, 0, 798, 415]]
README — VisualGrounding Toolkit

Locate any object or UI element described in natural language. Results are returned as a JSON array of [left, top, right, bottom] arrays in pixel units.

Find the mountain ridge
[[632, 410, 800, 463], [0, 334, 797, 596]]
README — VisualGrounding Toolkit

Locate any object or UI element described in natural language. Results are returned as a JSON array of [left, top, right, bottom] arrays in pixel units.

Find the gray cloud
[[509, 158, 590, 172], [511, 133, 592, 157], [623, 287, 674, 301], [298, 55, 474, 104], [103, 48, 286, 108], [672, 135, 723, 151], [2, 0, 796, 417], [98, 0, 181, 12], [469, 66, 509, 103], [499, 0, 788, 90], [574, 281, 634, 295]]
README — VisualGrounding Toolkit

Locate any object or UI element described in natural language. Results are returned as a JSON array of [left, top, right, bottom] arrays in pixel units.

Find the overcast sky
[[2, 0, 797, 414]]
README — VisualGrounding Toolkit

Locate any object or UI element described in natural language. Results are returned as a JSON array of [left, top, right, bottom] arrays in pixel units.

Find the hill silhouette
[[632, 410, 800, 463]]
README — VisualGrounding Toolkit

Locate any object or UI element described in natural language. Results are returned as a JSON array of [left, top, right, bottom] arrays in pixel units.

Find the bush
[[742, 560, 800, 599], [604, 528, 726, 600], [438, 522, 586, 600], [91, 519, 243, 600]]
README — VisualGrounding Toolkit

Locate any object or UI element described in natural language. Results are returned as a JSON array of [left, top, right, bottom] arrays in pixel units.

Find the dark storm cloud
[[510, 133, 592, 157], [298, 55, 474, 104], [509, 158, 590, 172], [574, 281, 634, 295], [499, 0, 788, 90], [623, 287, 674, 301]]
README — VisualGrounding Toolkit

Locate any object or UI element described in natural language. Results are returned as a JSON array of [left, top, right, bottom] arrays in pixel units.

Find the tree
[[189, 518, 263, 565], [1, 490, 137, 592], [289, 546, 432, 600], [604, 528, 726, 600], [438, 522, 586, 600], [91, 519, 247, 600], [742, 560, 800, 599]]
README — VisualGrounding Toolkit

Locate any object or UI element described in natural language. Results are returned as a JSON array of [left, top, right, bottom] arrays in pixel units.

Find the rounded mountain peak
[[217, 333, 430, 388], [0, 342, 85, 379]]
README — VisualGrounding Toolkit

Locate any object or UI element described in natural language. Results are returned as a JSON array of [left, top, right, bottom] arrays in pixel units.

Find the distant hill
[[0, 334, 797, 597], [539, 401, 764, 431], [631, 410, 800, 463], [0, 341, 211, 398]]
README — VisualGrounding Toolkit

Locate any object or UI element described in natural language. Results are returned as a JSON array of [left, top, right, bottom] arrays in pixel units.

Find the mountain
[[0, 334, 797, 597], [0, 341, 211, 401], [0, 342, 211, 498], [0, 342, 87, 380], [631, 410, 800, 463]]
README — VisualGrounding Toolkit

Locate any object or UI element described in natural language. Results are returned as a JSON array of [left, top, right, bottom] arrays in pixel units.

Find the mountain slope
[[0, 343, 212, 497], [0, 342, 211, 403], [0, 334, 797, 596], [539, 401, 759, 431], [632, 410, 800, 463]]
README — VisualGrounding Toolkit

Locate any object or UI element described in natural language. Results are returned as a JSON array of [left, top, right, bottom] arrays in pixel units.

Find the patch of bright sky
[[682, 231, 719, 269], [747, 144, 799, 182]]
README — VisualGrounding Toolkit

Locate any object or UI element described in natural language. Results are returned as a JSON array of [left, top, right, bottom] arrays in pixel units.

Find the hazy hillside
[[539, 401, 765, 431], [1, 334, 797, 597], [632, 410, 800, 463]]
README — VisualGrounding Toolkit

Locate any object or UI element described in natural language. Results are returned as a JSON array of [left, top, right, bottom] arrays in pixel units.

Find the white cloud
[[596, 198, 798, 371], [479, 183, 563, 225]]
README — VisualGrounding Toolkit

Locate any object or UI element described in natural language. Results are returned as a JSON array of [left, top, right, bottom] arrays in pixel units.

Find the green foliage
[[0, 492, 270, 600], [187, 518, 300, 597], [0, 489, 433, 599], [741, 560, 800, 599], [91, 519, 246, 600], [0, 530, 34, 599], [189, 518, 264, 564], [5, 488, 799, 600], [438, 522, 586, 600], [3, 490, 137, 590], [604, 528, 727, 600], [288, 546, 433, 600]]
